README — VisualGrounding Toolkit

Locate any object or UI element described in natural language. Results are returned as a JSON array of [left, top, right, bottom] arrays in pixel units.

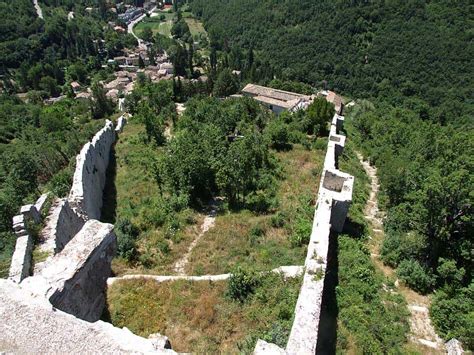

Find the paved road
[[127, 6, 157, 46], [33, 0, 43, 19]]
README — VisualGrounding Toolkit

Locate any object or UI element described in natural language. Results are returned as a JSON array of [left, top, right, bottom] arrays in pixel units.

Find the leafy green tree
[[142, 27, 153, 43], [90, 81, 114, 119], [305, 97, 334, 135], [213, 68, 238, 97]]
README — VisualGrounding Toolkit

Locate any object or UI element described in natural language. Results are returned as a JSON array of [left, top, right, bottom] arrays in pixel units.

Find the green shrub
[[246, 190, 277, 214], [49, 168, 72, 197], [396, 259, 435, 294], [248, 224, 266, 246], [430, 283, 474, 349], [116, 219, 139, 261], [157, 239, 170, 255], [312, 137, 327, 151], [265, 118, 291, 150], [227, 266, 261, 302], [271, 211, 287, 228], [289, 216, 311, 247]]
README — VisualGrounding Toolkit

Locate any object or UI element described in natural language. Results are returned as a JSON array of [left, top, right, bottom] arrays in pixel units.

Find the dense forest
[[188, 0, 473, 349], [189, 0, 473, 124]]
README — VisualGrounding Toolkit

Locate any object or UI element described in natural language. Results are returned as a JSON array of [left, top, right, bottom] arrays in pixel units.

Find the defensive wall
[[255, 113, 354, 354], [0, 115, 174, 353], [4, 116, 130, 320], [2, 110, 354, 353]]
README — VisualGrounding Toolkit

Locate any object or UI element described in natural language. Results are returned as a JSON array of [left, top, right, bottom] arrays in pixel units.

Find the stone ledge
[[22, 220, 117, 322], [0, 279, 174, 354]]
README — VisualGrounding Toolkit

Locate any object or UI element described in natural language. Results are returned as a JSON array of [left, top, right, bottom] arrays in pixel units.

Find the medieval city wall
[[8, 193, 50, 282], [255, 113, 354, 354], [22, 220, 116, 322], [8, 119, 119, 284], [69, 119, 116, 220]]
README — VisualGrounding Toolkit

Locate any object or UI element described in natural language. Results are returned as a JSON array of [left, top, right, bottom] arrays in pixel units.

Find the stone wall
[[255, 112, 354, 354], [39, 199, 86, 257], [22, 220, 116, 322], [9, 119, 119, 283], [8, 193, 50, 282], [69, 119, 116, 220], [36, 119, 120, 265], [0, 279, 174, 354]]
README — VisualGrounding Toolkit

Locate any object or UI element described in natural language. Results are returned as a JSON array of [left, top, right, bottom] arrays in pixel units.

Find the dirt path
[[108, 265, 304, 286], [33, 0, 43, 19], [357, 152, 445, 353], [173, 199, 218, 275]]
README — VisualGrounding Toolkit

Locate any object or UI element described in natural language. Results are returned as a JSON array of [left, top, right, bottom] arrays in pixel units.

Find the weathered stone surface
[[69, 120, 115, 220], [115, 114, 127, 133], [446, 339, 465, 355], [12, 214, 24, 227], [34, 192, 50, 215], [22, 220, 116, 322], [0, 279, 175, 354], [43, 199, 86, 255], [8, 234, 33, 283], [254, 340, 287, 354], [21, 203, 42, 224]]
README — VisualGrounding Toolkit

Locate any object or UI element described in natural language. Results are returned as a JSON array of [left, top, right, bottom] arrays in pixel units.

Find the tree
[[213, 68, 238, 97], [210, 47, 217, 71], [170, 44, 187, 77], [90, 82, 114, 119], [142, 27, 153, 43], [188, 39, 194, 74], [305, 97, 335, 135], [138, 55, 145, 69]]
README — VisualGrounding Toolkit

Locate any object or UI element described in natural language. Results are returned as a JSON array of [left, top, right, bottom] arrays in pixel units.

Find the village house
[[241, 84, 313, 114], [159, 62, 174, 75], [70, 81, 81, 93], [318, 90, 344, 114]]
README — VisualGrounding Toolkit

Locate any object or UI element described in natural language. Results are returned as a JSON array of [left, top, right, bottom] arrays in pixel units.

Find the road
[[33, 0, 43, 19], [127, 6, 157, 46]]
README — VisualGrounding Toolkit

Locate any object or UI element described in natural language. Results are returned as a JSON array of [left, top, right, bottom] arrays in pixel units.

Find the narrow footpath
[[357, 152, 445, 353], [33, 0, 43, 19], [173, 199, 218, 275]]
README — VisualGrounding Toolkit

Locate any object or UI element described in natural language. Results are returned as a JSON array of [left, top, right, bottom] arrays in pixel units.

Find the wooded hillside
[[189, 0, 473, 124]]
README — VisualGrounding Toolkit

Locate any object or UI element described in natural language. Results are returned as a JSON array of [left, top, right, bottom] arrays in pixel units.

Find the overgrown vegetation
[[0, 95, 104, 275], [184, 146, 323, 275], [347, 101, 473, 347], [335, 143, 410, 353], [113, 79, 331, 274], [106, 272, 301, 353]]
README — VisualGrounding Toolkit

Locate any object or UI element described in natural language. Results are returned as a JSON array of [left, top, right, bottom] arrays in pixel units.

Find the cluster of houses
[[240, 84, 344, 115], [70, 46, 174, 102]]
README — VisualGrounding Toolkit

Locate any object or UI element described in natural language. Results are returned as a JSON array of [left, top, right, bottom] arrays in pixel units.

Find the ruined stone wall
[[0, 279, 173, 353], [9, 119, 119, 283], [255, 112, 354, 354], [8, 193, 50, 283], [22, 220, 116, 322], [69, 120, 116, 220]]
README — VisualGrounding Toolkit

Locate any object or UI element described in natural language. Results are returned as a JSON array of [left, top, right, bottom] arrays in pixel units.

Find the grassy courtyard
[[109, 120, 325, 277], [106, 272, 302, 353], [185, 145, 324, 275]]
